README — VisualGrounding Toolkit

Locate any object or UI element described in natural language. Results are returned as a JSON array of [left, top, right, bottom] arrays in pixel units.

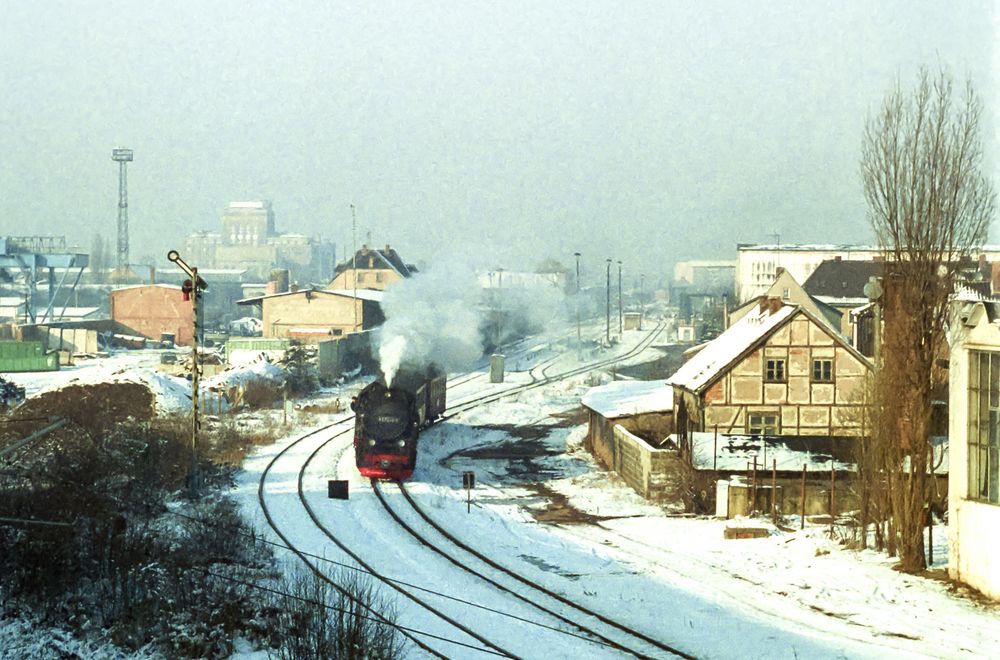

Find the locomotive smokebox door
[[463, 471, 475, 489], [328, 480, 349, 500]]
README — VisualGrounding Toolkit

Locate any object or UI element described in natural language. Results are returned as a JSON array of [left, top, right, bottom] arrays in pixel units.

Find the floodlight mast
[[112, 148, 133, 285]]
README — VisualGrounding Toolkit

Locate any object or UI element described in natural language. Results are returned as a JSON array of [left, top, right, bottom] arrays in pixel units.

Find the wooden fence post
[[750, 457, 758, 516], [800, 463, 806, 530], [771, 458, 777, 523], [830, 459, 835, 537]]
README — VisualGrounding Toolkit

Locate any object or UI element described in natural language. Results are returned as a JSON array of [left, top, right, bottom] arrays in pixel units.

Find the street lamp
[[640, 273, 645, 321], [617, 260, 623, 335], [574, 252, 581, 351], [496, 267, 504, 347], [605, 258, 612, 345]]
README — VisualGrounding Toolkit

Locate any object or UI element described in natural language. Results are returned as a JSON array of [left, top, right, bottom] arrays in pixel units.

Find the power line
[[165, 508, 617, 649], [200, 568, 508, 657], [0, 466, 619, 653], [0, 516, 73, 528]]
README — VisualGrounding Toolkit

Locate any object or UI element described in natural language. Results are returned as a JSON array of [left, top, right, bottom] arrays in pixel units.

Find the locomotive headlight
[[368, 440, 376, 446], [397, 440, 406, 448]]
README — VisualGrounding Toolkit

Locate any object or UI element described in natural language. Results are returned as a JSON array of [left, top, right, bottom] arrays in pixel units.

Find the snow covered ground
[[11, 321, 996, 658], [238, 321, 1000, 659]]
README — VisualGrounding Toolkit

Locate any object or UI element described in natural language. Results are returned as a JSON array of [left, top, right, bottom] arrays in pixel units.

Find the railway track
[[374, 479, 695, 659], [258, 323, 679, 657]]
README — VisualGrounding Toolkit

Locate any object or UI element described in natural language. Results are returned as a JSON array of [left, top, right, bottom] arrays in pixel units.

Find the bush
[[269, 568, 404, 660]]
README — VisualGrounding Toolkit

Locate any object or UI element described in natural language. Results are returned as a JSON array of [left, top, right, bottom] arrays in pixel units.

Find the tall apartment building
[[184, 201, 335, 283]]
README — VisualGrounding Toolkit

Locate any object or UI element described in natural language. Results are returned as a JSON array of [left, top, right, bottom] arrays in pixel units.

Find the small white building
[[947, 294, 1000, 600]]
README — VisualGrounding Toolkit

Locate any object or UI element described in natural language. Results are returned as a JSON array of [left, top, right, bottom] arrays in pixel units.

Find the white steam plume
[[377, 263, 485, 386], [377, 262, 571, 385]]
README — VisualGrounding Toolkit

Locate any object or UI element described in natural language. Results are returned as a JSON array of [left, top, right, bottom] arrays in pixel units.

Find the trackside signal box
[[490, 354, 505, 383]]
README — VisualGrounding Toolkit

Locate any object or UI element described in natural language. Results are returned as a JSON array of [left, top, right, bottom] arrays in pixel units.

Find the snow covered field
[[7, 324, 998, 658], [240, 323, 1000, 659]]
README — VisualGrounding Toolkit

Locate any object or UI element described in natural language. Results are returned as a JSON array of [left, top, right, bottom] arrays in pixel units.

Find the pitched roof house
[[667, 299, 872, 441], [729, 268, 842, 334], [328, 245, 414, 291]]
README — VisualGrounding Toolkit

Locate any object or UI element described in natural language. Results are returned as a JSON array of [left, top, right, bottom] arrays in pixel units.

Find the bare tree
[[861, 66, 995, 572]]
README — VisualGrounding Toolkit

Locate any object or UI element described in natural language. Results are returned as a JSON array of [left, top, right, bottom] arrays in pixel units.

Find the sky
[[0, 1, 995, 285]]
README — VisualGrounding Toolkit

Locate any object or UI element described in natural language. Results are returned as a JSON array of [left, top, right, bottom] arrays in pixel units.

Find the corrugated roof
[[666, 304, 798, 393], [581, 379, 672, 418], [237, 288, 384, 305]]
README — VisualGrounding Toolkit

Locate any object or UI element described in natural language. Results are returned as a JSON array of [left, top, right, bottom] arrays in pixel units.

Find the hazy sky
[[0, 1, 995, 283]]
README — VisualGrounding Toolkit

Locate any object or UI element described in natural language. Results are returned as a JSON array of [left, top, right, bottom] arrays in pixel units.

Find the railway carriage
[[351, 369, 446, 480]]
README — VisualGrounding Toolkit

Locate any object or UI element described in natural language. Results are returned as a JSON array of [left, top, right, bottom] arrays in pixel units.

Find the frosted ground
[[239, 323, 1000, 659], [4, 325, 999, 658]]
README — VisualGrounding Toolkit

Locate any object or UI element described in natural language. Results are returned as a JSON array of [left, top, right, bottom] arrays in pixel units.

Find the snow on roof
[[687, 432, 855, 472], [581, 379, 672, 418], [813, 295, 869, 307], [667, 304, 798, 393], [329, 288, 384, 302], [0, 297, 24, 307]]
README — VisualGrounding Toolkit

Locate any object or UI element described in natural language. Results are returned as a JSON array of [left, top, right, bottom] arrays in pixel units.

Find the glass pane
[[990, 355, 999, 407], [969, 440, 979, 498], [980, 353, 991, 395], [990, 448, 999, 504], [971, 352, 980, 391], [980, 445, 991, 499]]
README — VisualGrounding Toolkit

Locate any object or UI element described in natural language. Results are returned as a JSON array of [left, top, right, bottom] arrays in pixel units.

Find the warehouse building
[[237, 288, 384, 342]]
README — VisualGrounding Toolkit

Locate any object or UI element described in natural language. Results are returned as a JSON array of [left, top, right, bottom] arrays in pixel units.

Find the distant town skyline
[[0, 1, 995, 281]]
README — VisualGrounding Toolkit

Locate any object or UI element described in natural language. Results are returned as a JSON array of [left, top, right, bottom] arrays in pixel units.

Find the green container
[[0, 341, 59, 372], [226, 337, 291, 353]]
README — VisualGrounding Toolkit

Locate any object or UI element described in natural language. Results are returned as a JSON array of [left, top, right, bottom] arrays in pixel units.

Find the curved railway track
[[371, 478, 693, 658], [258, 322, 678, 657]]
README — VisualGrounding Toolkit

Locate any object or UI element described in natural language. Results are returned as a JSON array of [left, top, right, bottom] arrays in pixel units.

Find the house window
[[375, 272, 384, 283], [812, 359, 833, 382], [747, 412, 779, 436], [765, 359, 786, 382], [969, 351, 1000, 504], [782, 287, 790, 300], [356, 272, 366, 283]]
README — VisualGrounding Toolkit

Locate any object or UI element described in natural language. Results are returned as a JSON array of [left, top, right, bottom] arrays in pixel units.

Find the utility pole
[[351, 204, 358, 330], [617, 260, 623, 335], [574, 252, 581, 354], [640, 273, 645, 325], [168, 250, 208, 497], [496, 267, 504, 346], [605, 258, 612, 345]]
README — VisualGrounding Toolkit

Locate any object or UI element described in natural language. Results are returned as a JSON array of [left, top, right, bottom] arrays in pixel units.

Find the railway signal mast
[[112, 148, 133, 285]]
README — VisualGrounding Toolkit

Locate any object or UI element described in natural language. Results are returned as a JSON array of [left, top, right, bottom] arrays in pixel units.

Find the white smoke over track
[[377, 263, 485, 386], [376, 262, 570, 385]]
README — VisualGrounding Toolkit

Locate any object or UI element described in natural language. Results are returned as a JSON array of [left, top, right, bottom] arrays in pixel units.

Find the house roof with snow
[[581, 379, 673, 418], [237, 287, 384, 306], [729, 268, 842, 333], [667, 304, 797, 393], [334, 245, 412, 278], [667, 302, 870, 394]]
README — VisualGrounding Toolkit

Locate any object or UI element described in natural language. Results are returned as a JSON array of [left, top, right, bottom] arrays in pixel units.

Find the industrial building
[[183, 201, 336, 283], [109, 284, 194, 346], [237, 287, 384, 342]]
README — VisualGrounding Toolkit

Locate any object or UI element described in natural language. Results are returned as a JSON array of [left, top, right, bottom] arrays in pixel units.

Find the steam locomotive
[[351, 369, 447, 480]]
